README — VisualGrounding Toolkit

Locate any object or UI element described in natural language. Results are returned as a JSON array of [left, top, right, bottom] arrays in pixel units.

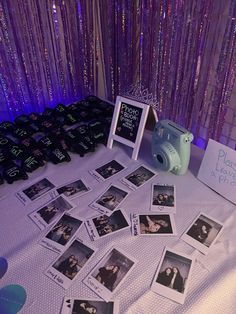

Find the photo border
[[181, 212, 224, 255], [83, 247, 137, 302], [150, 183, 176, 213], [131, 212, 177, 236], [151, 246, 195, 304]]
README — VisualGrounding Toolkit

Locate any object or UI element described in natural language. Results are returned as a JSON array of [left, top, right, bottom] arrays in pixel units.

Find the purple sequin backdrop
[[0, 0, 235, 147], [99, 0, 236, 147], [0, 0, 96, 120]]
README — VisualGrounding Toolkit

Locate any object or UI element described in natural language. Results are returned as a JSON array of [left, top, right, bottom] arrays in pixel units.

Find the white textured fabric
[[1, 130, 236, 314]]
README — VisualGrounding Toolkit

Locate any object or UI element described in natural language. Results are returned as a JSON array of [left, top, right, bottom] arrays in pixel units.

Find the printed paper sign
[[197, 139, 236, 204]]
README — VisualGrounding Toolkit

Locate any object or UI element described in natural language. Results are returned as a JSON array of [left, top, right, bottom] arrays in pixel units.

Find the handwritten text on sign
[[115, 102, 143, 143], [213, 149, 236, 185], [198, 139, 236, 204]]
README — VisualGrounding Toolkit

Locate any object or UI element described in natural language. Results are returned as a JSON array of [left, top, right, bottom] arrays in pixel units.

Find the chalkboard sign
[[197, 139, 236, 204], [115, 102, 143, 143], [107, 96, 150, 160]]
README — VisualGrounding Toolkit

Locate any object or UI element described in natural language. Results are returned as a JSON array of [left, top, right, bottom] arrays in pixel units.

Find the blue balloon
[[0, 257, 8, 279], [0, 284, 27, 314]]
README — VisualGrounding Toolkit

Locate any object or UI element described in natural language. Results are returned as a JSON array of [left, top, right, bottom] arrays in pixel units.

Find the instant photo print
[[151, 184, 176, 213], [90, 159, 126, 182], [131, 213, 176, 236], [89, 184, 129, 216], [46, 239, 96, 289], [40, 213, 84, 253], [83, 247, 137, 302], [61, 297, 119, 314], [151, 247, 195, 304], [181, 212, 224, 255], [56, 178, 91, 199], [120, 164, 157, 191], [85, 209, 130, 241], [28, 195, 75, 230], [16, 177, 56, 205]]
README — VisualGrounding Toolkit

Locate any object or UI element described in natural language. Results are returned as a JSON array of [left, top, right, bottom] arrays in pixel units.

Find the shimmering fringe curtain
[[98, 0, 236, 147], [0, 1, 236, 148], [0, 0, 96, 121]]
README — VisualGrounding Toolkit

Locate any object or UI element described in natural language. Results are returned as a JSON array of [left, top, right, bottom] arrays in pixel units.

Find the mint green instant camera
[[152, 120, 194, 175]]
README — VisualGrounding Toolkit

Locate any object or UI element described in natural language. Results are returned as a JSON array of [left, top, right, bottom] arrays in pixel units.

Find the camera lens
[[156, 154, 163, 164]]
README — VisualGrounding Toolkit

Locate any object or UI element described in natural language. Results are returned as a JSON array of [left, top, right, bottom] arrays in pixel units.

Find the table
[[1, 130, 236, 314]]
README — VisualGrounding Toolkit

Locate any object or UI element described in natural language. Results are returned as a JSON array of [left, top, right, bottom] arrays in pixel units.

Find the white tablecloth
[[1, 130, 236, 314]]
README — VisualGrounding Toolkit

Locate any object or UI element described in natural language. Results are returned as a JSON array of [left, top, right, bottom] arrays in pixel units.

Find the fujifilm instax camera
[[152, 120, 193, 175]]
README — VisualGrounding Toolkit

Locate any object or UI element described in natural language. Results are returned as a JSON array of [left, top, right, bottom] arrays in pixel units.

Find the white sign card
[[61, 297, 119, 314], [197, 139, 236, 204], [107, 96, 150, 160]]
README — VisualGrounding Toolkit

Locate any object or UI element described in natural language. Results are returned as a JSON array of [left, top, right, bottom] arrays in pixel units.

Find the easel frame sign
[[107, 96, 150, 160]]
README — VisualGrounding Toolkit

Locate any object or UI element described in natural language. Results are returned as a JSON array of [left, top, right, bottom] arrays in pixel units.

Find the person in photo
[[64, 257, 78, 279], [58, 226, 73, 245], [156, 267, 173, 287], [156, 266, 184, 293], [72, 301, 97, 314], [38, 204, 59, 223], [100, 165, 118, 178], [140, 215, 169, 234], [93, 216, 109, 228], [95, 265, 120, 291], [127, 173, 147, 187], [56, 254, 78, 280], [169, 267, 184, 292], [46, 222, 73, 244], [57, 254, 75, 274], [60, 186, 80, 196], [187, 219, 212, 244], [153, 193, 174, 207], [97, 194, 117, 209], [97, 224, 115, 236], [23, 179, 53, 200], [57, 181, 87, 197]]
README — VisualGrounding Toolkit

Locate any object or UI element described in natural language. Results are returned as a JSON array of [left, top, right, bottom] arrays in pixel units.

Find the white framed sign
[[197, 139, 236, 204], [107, 96, 150, 160]]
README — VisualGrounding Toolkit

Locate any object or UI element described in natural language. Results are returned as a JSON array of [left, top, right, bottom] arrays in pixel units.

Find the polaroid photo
[[46, 239, 96, 289], [89, 185, 129, 216], [83, 247, 137, 302], [56, 178, 91, 199], [85, 209, 130, 241], [40, 213, 84, 254], [151, 247, 195, 304], [131, 213, 176, 236], [16, 178, 57, 205], [89, 159, 126, 182], [61, 297, 119, 314], [28, 195, 75, 230], [121, 164, 157, 191], [151, 184, 176, 213], [181, 212, 224, 255]]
